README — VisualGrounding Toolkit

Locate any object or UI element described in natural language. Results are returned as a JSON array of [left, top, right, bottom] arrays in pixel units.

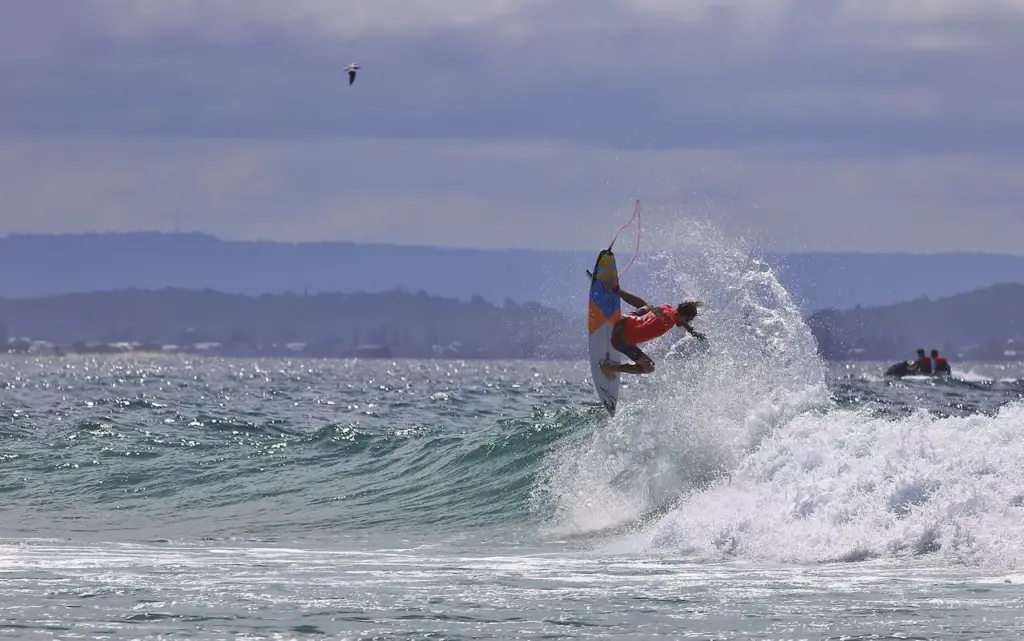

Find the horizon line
[[2, 230, 1024, 259]]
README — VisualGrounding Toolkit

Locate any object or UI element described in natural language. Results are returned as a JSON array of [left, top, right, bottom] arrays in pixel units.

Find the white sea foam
[[627, 400, 1024, 569]]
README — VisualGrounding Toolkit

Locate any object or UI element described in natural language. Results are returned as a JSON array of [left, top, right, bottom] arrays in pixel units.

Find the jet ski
[[883, 361, 953, 378], [883, 361, 913, 377]]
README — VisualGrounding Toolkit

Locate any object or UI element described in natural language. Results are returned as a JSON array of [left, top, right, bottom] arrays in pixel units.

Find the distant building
[[354, 344, 392, 358]]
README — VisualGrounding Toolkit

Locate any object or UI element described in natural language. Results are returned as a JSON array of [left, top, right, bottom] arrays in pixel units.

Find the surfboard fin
[[599, 358, 619, 380]]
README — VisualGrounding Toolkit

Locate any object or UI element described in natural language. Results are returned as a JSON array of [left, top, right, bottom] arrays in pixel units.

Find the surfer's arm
[[681, 322, 706, 340], [615, 287, 648, 310]]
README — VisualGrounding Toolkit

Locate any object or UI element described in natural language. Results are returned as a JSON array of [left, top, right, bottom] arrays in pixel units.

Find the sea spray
[[546, 221, 1024, 569], [631, 400, 1024, 569], [531, 217, 830, 536]]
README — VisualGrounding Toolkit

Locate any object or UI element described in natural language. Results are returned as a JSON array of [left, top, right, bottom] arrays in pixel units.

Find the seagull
[[346, 62, 360, 85]]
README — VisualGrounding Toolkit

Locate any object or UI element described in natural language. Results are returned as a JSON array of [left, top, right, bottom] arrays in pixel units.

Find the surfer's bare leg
[[603, 359, 653, 376], [602, 344, 654, 377], [604, 322, 654, 377]]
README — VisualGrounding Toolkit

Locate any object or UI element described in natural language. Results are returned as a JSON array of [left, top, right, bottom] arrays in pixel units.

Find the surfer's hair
[[676, 300, 704, 320]]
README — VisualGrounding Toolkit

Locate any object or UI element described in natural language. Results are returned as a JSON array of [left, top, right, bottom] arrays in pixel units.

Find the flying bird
[[346, 63, 360, 85]]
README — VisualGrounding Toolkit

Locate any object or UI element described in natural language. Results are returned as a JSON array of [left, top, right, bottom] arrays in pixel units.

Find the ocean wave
[[0, 357, 594, 540]]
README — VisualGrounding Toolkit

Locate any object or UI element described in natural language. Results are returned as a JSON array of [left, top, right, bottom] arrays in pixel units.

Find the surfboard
[[587, 249, 622, 415]]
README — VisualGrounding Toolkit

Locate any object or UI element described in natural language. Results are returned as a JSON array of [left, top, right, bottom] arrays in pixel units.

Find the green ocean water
[[3, 355, 1024, 640]]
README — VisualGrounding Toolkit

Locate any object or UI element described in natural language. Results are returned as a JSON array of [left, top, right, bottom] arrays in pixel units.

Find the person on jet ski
[[909, 348, 932, 375], [930, 349, 951, 376]]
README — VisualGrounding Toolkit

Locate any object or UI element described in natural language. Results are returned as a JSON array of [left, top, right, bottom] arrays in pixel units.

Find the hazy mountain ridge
[[807, 283, 1024, 361], [4, 232, 1024, 312], [2, 282, 1023, 362]]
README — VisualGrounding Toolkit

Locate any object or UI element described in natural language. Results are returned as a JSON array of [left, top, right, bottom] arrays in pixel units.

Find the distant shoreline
[[1, 344, 1015, 365], [3, 279, 1024, 364], [0, 287, 581, 361], [0, 348, 579, 363], [0, 343, 582, 361]]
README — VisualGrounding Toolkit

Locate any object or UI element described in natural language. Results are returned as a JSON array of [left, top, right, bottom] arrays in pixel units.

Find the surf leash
[[608, 199, 642, 276]]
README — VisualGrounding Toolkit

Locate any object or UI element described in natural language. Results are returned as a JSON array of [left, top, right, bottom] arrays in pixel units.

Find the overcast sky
[[2, 0, 1023, 253]]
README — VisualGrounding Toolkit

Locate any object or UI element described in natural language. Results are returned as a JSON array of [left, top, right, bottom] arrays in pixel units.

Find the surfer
[[600, 283, 705, 377]]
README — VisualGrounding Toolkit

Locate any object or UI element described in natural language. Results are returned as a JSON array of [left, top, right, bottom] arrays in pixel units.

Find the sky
[[2, 0, 1024, 253]]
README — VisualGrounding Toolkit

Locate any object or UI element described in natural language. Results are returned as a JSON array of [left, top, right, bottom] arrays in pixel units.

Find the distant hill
[[4, 280, 1022, 363], [0, 232, 577, 309], [3, 233, 1024, 313], [767, 251, 1024, 312], [806, 283, 1024, 360], [0, 288, 579, 360]]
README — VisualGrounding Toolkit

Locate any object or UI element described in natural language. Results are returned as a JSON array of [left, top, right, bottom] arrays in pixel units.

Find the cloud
[[2, 0, 1024, 253], [3, 0, 1024, 154], [3, 135, 1024, 254], [16, 1, 1024, 43]]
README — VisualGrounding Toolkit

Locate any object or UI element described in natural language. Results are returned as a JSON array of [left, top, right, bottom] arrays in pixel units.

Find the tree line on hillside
[[4, 282, 1022, 362], [0, 288, 582, 359], [806, 283, 1024, 360]]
